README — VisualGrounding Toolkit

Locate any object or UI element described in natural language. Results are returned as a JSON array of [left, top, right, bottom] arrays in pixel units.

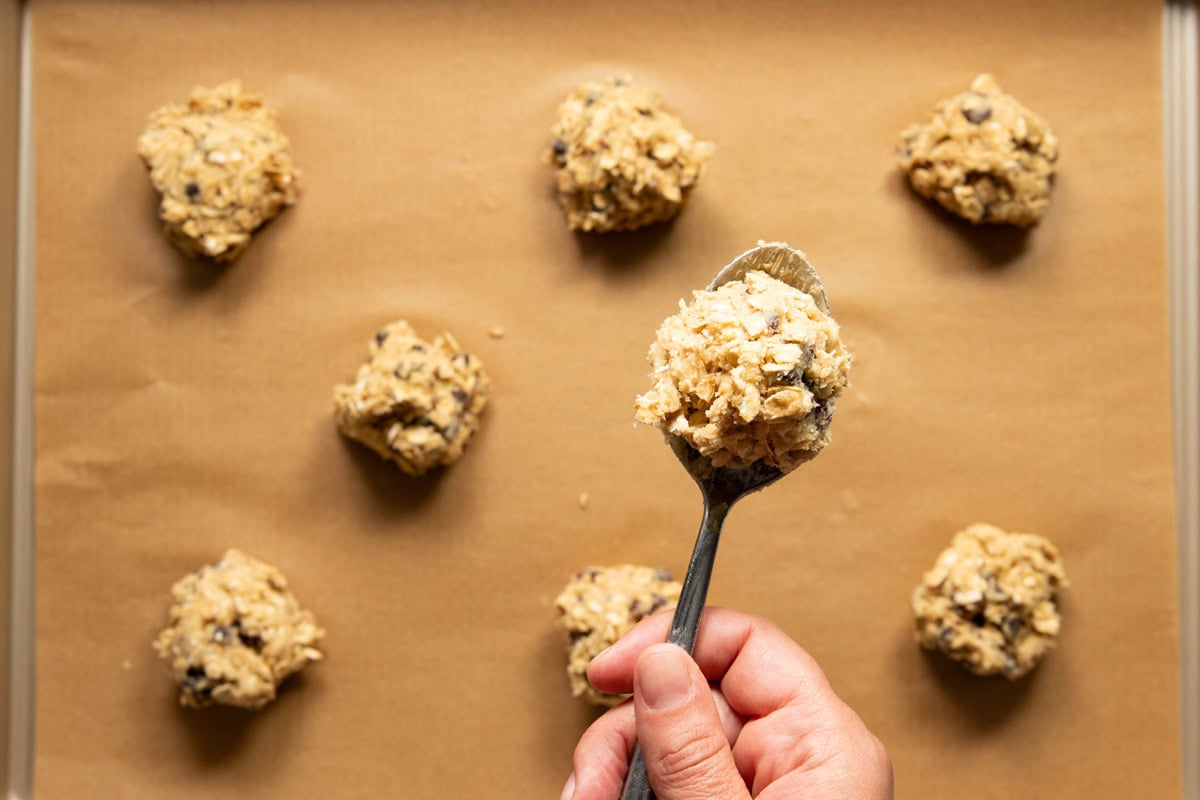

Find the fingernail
[[638, 646, 692, 710], [559, 771, 575, 800]]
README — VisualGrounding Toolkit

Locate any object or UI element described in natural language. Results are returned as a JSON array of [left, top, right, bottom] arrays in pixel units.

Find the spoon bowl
[[709, 240, 829, 308], [621, 242, 832, 800]]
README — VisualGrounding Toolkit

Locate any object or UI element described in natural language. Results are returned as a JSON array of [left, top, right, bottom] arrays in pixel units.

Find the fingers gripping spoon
[[620, 242, 833, 800]]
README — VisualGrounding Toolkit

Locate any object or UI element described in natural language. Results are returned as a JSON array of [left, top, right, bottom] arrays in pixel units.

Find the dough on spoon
[[634, 269, 851, 472], [137, 80, 299, 262], [555, 565, 682, 706], [912, 523, 1068, 679], [334, 320, 490, 476], [545, 75, 715, 233], [153, 549, 324, 710]]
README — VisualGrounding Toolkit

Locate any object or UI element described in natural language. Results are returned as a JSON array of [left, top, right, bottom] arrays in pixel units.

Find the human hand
[[561, 607, 893, 800]]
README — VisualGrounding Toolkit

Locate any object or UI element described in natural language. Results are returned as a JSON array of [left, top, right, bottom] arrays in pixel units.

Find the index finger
[[587, 606, 838, 720]]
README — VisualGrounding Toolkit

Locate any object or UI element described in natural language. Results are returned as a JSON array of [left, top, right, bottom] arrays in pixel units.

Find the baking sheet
[[28, 1, 1180, 797], [1165, 5, 1200, 796]]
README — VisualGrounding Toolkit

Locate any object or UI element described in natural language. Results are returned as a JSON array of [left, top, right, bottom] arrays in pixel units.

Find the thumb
[[634, 644, 749, 800]]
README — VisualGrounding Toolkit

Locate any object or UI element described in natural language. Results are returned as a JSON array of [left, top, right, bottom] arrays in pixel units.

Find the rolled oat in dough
[[137, 80, 299, 262], [554, 565, 681, 707], [334, 320, 490, 477], [153, 549, 324, 710], [546, 76, 715, 233], [912, 523, 1068, 679], [634, 269, 851, 472], [897, 74, 1058, 227]]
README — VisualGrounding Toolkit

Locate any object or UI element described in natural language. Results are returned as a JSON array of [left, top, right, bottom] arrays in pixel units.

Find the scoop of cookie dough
[[897, 74, 1058, 227], [634, 269, 851, 472], [555, 565, 682, 706], [334, 320, 490, 477], [546, 76, 715, 233], [153, 549, 324, 710], [912, 523, 1068, 679], [137, 80, 299, 262]]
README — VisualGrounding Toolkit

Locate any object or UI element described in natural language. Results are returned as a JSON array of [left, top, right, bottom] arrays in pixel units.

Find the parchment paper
[[31, 1, 1179, 797]]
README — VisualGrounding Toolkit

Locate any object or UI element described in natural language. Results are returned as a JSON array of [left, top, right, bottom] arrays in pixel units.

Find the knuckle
[[651, 727, 729, 786]]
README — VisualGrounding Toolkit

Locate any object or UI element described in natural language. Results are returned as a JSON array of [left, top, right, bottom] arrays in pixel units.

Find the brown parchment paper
[[30, 1, 1179, 797]]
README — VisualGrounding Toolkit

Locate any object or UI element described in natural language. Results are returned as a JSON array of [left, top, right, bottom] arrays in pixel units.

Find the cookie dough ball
[[912, 523, 1068, 679], [153, 549, 324, 710], [334, 321, 490, 477], [634, 269, 851, 472], [546, 76, 715, 233], [897, 74, 1058, 227], [555, 565, 682, 706], [137, 80, 299, 262]]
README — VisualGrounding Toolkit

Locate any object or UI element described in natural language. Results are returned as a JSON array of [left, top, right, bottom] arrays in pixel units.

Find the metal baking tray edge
[[2, 2, 1197, 798], [4, 0, 35, 797], [1165, 4, 1200, 799]]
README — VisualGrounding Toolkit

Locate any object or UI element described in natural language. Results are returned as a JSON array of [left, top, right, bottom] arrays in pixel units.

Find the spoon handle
[[620, 498, 732, 800], [667, 498, 730, 652]]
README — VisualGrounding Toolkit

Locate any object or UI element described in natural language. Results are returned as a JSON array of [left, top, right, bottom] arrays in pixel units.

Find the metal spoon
[[621, 242, 831, 800]]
